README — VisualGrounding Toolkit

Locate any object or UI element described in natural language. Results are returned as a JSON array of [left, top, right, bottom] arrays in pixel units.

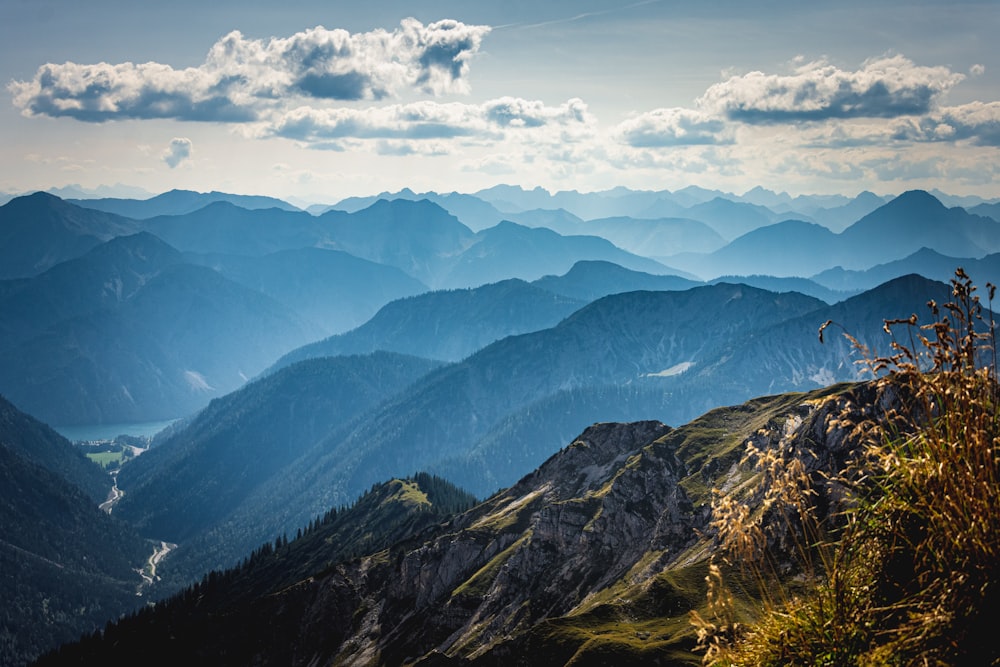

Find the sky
[[1, 0, 998, 204]]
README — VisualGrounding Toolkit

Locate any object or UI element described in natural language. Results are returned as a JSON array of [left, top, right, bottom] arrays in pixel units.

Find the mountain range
[[4, 182, 1000, 666], [105, 275, 950, 590]]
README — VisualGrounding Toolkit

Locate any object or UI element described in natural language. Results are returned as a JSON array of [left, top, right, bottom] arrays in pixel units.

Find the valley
[[2, 184, 999, 666]]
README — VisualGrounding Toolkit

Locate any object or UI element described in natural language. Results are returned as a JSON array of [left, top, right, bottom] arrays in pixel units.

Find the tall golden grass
[[693, 269, 1000, 666]]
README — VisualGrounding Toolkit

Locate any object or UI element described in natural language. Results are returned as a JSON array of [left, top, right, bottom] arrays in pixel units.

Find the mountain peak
[[886, 189, 946, 211]]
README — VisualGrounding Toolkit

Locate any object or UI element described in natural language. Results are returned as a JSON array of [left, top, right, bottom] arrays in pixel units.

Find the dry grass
[[692, 269, 1000, 666]]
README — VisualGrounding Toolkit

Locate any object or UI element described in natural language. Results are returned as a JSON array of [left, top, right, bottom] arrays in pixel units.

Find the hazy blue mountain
[[271, 279, 584, 371], [423, 192, 508, 231], [807, 190, 889, 232], [474, 185, 670, 220], [326, 188, 418, 213], [666, 191, 1000, 279], [140, 199, 474, 287], [0, 253, 318, 425], [0, 193, 139, 279], [140, 202, 326, 256], [0, 396, 149, 667], [185, 248, 427, 336], [688, 219, 839, 278], [324, 190, 508, 231], [506, 209, 727, 256], [142, 197, 678, 291], [689, 274, 957, 403], [71, 189, 300, 218], [440, 220, 671, 287], [47, 184, 155, 200], [107, 282, 823, 591], [736, 190, 889, 230], [266, 275, 946, 511], [811, 247, 1000, 293], [708, 274, 856, 303], [0, 232, 182, 347], [114, 352, 444, 582], [254, 284, 826, 508], [320, 198, 476, 286], [531, 259, 701, 301], [500, 207, 585, 234], [839, 190, 1000, 267], [738, 185, 797, 209], [653, 196, 779, 240], [580, 215, 727, 256], [930, 189, 997, 209], [94, 275, 956, 605], [968, 202, 1000, 222]]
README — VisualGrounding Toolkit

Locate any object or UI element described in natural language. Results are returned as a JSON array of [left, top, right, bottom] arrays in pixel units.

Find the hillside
[[114, 352, 444, 583], [0, 397, 149, 667], [36, 382, 879, 666], [0, 193, 139, 279], [0, 244, 318, 425], [0, 394, 110, 503], [271, 279, 585, 370], [185, 247, 427, 336]]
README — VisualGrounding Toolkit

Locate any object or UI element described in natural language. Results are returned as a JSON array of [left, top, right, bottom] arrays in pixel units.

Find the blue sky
[[2, 0, 998, 203]]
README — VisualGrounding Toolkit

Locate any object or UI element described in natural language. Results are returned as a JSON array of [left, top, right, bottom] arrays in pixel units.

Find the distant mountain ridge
[[271, 278, 585, 371], [70, 189, 300, 218], [0, 233, 318, 425], [667, 190, 1000, 279], [0, 192, 139, 279]]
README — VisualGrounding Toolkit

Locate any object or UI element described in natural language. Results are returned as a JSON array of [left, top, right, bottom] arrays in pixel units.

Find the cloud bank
[[615, 55, 1000, 150], [8, 18, 490, 122]]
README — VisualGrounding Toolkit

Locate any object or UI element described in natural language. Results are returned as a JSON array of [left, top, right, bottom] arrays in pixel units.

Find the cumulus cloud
[[890, 101, 1000, 146], [698, 55, 965, 123], [612, 55, 984, 154], [162, 137, 192, 167], [8, 18, 490, 122], [265, 97, 595, 146], [615, 108, 732, 147]]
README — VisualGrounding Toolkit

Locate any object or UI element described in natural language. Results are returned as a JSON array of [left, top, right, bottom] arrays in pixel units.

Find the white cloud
[[264, 97, 596, 147], [890, 101, 1000, 146], [8, 18, 491, 122], [162, 137, 192, 168], [615, 108, 732, 147], [697, 55, 964, 123]]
